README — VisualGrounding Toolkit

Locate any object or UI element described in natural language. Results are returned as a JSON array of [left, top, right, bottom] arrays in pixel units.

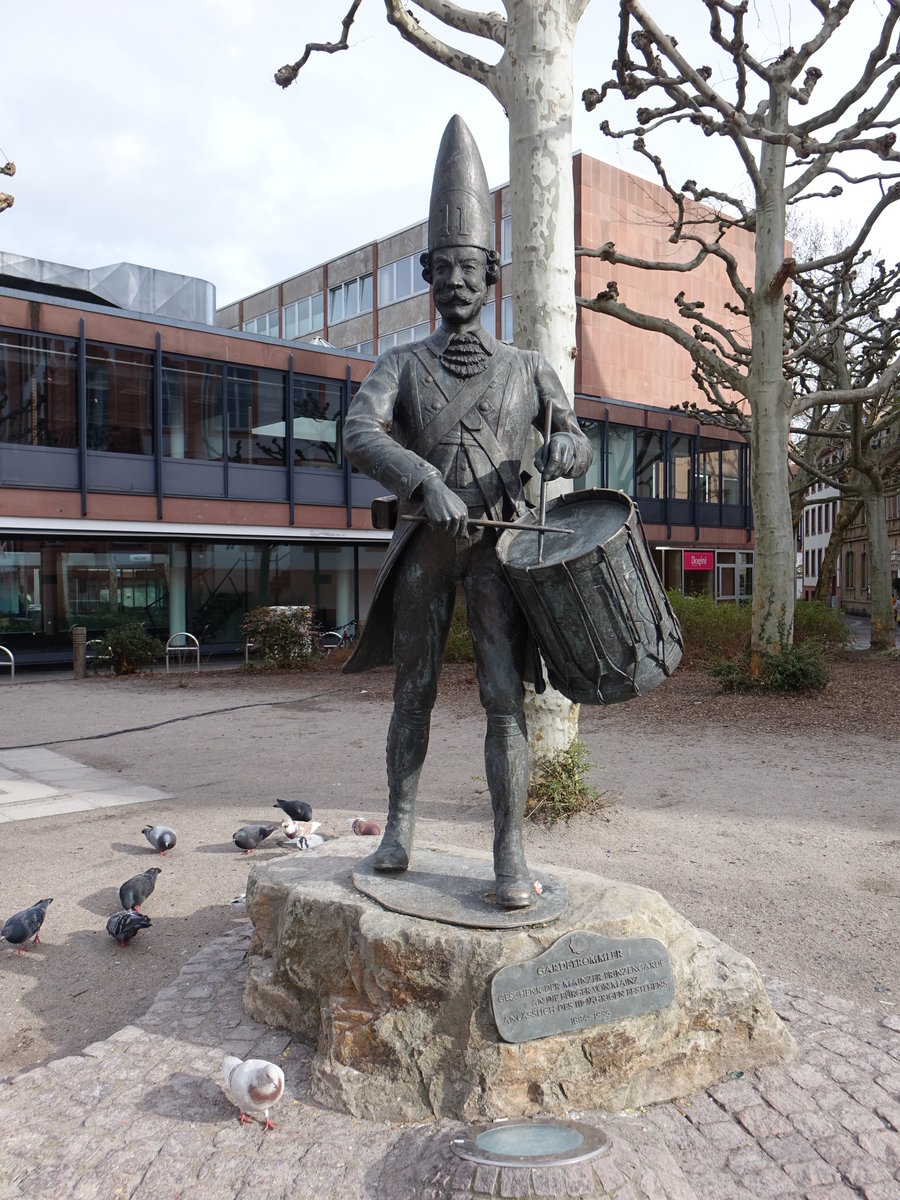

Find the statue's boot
[[373, 710, 429, 871], [486, 713, 534, 908]]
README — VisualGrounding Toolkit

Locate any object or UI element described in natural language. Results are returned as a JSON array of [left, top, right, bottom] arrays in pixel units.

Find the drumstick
[[401, 514, 572, 534], [537, 398, 554, 564]]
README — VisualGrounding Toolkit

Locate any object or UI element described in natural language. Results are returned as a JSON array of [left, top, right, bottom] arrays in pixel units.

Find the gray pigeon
[[221, 1055, 285, 1129], [1, 898, 53, 953], [118, 867, 161, 912], [106, 910, 151, 944], [274, 798, 312, 822], [233, 824, 278, 853], [142, 824, 176, 854]]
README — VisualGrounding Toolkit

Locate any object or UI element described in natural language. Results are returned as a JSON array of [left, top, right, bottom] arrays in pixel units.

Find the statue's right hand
[[420, 475, 469, 537]]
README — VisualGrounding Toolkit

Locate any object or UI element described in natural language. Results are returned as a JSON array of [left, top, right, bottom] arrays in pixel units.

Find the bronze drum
[[496, 488, 683, 705]]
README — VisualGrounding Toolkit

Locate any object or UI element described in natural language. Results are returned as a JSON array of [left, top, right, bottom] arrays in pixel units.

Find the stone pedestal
[[243, 837, 795, 1122]]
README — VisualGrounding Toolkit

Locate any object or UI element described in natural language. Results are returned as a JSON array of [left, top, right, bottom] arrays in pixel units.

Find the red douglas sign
[[683, 551, 714, 571]]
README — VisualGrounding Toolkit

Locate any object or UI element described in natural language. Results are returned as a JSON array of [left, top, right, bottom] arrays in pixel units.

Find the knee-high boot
[[485, 713, 534, 908], [373, 709, 430, 871]]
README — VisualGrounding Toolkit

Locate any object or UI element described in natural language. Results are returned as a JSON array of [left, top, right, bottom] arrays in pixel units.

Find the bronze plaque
[[491, 931, 674, 1043]]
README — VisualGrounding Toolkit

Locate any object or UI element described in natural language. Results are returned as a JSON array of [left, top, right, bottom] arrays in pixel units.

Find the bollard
[[72, 625, 86, 680]]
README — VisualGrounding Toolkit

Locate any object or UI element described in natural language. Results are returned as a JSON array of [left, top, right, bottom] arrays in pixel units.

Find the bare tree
[[277, 1, 594, 750], [580, 0, 900, 658]]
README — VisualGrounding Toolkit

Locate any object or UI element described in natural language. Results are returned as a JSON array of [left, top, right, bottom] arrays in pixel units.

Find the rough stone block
[[243, 838, 796, 1122]]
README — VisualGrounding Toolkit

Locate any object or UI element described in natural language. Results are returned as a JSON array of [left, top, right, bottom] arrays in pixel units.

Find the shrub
[[526, 740, 605, 825], [666, 590, 750, 668], [793, 599, 851, 649], [104, 622, 164, 676], [241, 605, 314, 669], [711, 638, 830, 692]]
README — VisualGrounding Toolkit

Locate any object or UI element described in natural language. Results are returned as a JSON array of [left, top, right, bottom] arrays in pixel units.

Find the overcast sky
[[2, 1, 897, 310]]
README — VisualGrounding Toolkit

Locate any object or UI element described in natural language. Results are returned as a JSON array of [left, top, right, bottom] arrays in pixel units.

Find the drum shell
[[496, 489, 683, 705]]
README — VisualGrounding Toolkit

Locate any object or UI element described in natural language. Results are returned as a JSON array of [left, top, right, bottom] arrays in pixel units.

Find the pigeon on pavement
[[274, 798, 313, 822], [118, 867, 162, 912], [232, 824, 278, 853], [221, 1056, 285, 1130], [142, 825, 177, 854], [106, 910, 151, 944], [281, 818, 323, 849], [1, 899, 53, 953], [351, 818, 382, 836]]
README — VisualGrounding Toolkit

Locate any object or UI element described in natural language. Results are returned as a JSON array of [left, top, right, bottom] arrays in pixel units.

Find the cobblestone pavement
[[0, 926, 897, 1200]]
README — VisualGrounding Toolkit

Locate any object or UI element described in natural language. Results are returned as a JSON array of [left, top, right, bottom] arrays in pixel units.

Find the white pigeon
[[280, 817, 323, 849], [221, 1056, 285, 1130]]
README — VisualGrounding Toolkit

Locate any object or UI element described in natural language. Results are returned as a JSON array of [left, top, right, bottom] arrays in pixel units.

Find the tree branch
[[412, 0, 507, 46], [275, 0, 364, 89], [384, 0, 499, 96]]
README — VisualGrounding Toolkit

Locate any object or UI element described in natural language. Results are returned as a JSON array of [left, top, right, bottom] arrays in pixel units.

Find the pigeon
[[1, 898, 53, 953], [274, 798, 313, 822], [221, 1056, 285, 1130], [232, 824, 278, 854], [118, 867, 162, 912], [351, 818, 381, 837], [142, 824, 177, 855], [280, 818, 324, 849], [106, 910, 151, 944]]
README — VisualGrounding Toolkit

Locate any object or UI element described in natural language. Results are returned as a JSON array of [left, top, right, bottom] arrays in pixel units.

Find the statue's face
[[431, 246, 489, 329]]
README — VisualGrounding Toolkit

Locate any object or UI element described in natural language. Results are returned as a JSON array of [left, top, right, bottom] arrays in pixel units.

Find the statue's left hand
[[534, 433, 576, 481]]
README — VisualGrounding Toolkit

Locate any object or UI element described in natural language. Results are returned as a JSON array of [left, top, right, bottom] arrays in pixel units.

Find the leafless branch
[[411, 1, 507, 47], [384, 0, 499, 95], [274, 0, 364, 89]]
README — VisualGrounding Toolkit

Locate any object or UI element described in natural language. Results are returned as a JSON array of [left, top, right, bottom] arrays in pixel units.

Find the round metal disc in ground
[[352, 848, 568, 929], [450, 1118, 611, 1167]]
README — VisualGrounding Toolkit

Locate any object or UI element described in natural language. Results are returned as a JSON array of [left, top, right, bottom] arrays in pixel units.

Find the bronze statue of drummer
[[342, 116, 592, 908]]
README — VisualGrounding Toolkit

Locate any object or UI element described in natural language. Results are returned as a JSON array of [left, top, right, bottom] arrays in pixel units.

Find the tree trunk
[[496, 0, 582, 749], [814, 498, 861, 605], [862, 485, 894, 650], [748, 132, 795, 660]]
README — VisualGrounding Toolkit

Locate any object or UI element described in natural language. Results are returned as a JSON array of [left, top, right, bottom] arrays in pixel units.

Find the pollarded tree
[[0, 157, 14, 213], [277, 1, 594, 749], [580, 0, 900, 658]]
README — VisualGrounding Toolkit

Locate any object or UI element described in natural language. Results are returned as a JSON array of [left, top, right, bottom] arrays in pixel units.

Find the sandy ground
[[0, 652, 897, 1080]]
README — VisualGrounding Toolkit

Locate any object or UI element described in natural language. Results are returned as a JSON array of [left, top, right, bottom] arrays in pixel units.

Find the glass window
[[161, 355, 224, 461], [377, 253, 427, 308], [608, 425, 634, 494], [242, 311, 279, 337], [845, 550, 855, 589], [635, 430, 665, 499], [0, 544, 42, 633], [721, 447, 740, 504], [573, 420, 603, 491], [328, 274, 373, 325], [283, 293, 324, 340], [378, 323, 430, 352], [293, 376, 342, 467], [501, 295, 513, 343], [86, 344, 153, 455], [480, 301, 496, 336], [697, 438, 720, 503], [0, 332, 78, 448], [226, 366, 286, 466], [671, 435, 693, 500], [500, 215, 512, 264]]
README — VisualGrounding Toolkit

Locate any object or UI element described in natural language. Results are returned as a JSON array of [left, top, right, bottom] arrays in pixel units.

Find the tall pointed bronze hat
[[427, 115, 493, 253]]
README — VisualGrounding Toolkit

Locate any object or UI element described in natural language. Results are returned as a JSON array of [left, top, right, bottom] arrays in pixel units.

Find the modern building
[[0, 255, 388, 667], [219, 150, 757, 605]]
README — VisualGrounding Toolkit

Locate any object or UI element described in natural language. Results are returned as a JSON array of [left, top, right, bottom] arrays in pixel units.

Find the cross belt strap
[[407, 348, 510, 461]]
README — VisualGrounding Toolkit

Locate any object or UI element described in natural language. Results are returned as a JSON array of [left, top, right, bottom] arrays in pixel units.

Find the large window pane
[[293, 376, 342, 467], [86, 344, 154, 455], [608, 426, 634, 494], [573, 420, 603, 491], [636, 431, 665, 499], [671, 435, 693, 500], [721, 446, 740, 504], [0, 545, 42, 633], [227, 367, 286, 465], [0, 333, 77, 448], [697, 438, 720, 503], [161, 355, 224, 461]]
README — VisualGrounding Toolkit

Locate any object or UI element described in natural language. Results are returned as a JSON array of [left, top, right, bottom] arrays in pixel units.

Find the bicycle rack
[[166, 632, 200, 674], [0, 645, 14, 680]]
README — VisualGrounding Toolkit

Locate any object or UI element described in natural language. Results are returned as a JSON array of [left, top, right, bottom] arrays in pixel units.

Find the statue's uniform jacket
[[342, 325, 593, 674]]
